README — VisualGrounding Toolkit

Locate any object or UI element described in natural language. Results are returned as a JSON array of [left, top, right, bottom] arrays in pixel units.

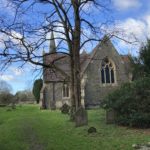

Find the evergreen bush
[[32, 79, 43, 103], [102, 77, 150, 128]]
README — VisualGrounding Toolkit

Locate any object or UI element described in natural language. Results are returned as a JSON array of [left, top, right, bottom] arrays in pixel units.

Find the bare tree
[[0, 0, 128, 124], [0, 80, 13, 105], [0, 80, 12, 93]]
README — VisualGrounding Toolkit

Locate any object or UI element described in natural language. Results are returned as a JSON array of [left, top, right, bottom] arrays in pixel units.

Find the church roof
[[120, 55, 132, 75], [43, 37, 131, 82], [43, 52, 89, 82]]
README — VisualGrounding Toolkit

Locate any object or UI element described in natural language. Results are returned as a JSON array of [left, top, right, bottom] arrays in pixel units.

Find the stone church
[[40, 33, 131, 109]]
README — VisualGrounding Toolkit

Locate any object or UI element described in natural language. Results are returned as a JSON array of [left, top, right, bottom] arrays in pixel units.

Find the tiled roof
[[120, 55, 131, 63], [43, 41, 131, 82], [43, 52, 89, 82]]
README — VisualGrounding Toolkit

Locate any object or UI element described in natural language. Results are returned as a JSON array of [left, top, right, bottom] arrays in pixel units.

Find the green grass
[[0, 105, 149, 150]]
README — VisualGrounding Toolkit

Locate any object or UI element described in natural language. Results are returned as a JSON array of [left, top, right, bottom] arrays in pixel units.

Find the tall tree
[[132, 39, 150, 80], [139, 39, 150, 74], [0, 80, 13, 105], [0, 0, 130, 125], [0, 80, 12, 93], [32, 79, 43, 104]]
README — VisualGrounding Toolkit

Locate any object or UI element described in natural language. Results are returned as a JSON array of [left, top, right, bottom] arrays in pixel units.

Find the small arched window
[[101, 57, 115, 84], [62, 83, 70, 98]]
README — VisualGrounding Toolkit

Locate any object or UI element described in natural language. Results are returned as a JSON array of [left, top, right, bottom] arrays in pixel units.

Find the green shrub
[[32, 79, 43, 104], [131, 39, 150, 79], [102, 77, 150, 128]]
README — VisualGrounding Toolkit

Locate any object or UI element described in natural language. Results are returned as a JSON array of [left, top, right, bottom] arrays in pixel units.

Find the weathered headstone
[[106, 109, 116, 124], [74, 107, 88, 127]]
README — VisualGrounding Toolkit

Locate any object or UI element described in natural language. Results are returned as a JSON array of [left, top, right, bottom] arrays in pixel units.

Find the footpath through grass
[[0, 105, 149, 150]]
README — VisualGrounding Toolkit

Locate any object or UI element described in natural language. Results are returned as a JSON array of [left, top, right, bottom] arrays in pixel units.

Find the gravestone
[[106, 109, 116, 124], [74, 107, 88, 127]]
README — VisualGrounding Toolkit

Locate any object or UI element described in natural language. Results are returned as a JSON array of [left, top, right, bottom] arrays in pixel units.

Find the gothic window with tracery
[[101, 57, 115, 84]]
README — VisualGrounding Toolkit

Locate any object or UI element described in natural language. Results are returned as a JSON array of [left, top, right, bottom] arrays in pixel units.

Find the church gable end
[[84, 38, 130, 108]]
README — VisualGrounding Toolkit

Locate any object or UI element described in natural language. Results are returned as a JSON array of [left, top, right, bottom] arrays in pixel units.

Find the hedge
[[102, 77, 150, 128]]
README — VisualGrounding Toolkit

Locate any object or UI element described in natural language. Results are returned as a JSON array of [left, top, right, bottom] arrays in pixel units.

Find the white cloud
[[0, 30, 23, 49], [108, 16, 150, 55], [11, 30, 23, 39], [0, 74, 14, 81], [112, 0, 141, 10], [0, 0, 16, 15], [143, 15, 150, 36], [81, 1, 95, 12], [117, 18, 146, 40], [10, 68, 23, 76]]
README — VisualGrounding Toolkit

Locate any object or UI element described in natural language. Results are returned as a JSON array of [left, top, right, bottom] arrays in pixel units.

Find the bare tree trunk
[[72, 0, 82, 109], [69, 0, 81, 118], [70, 1, 88, 126], [73, 41, 81, 110], [70, 55, 76, 120]]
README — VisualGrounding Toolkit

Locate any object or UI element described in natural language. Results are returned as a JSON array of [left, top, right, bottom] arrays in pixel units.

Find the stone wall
[[43, 82, 71, 109], [84, 40, 130, 108]]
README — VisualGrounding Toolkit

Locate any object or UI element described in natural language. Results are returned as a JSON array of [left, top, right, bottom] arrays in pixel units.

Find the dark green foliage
[[88, 127, 97, 134], [32, 79, 43, 103], [102, 77, 150, 128], [109, 39, 150, 127], [60, 103, 70, 114], [132, 39, 150, 79], [130, 57, 144, 80], [139, 39, 150, 74]]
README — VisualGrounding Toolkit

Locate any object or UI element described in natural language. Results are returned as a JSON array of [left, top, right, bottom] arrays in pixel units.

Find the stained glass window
[[101, 58, 115, 84]]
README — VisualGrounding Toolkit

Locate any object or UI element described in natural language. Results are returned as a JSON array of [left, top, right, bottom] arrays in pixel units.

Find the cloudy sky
[[0, 0, 149, 93]]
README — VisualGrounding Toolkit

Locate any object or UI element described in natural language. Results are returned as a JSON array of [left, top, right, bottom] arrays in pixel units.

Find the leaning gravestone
[[74, 107, 88, 127]]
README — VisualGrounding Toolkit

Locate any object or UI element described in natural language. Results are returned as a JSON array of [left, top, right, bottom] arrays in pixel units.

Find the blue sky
[[0, 0, 150, 94]]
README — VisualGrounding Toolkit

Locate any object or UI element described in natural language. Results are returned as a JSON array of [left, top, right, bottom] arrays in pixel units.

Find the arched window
[[62, 83, 70, 98], [101, 57, 115, 84]]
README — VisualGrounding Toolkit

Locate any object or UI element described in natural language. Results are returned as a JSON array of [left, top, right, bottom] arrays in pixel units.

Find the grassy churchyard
[[0, 105, 149, 150]]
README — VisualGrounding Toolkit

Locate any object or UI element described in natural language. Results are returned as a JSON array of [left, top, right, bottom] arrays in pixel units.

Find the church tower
[[49, 31, 56, 53]]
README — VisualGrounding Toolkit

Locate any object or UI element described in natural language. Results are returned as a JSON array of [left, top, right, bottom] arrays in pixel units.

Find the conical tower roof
[[49, 31, 56, 53]]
